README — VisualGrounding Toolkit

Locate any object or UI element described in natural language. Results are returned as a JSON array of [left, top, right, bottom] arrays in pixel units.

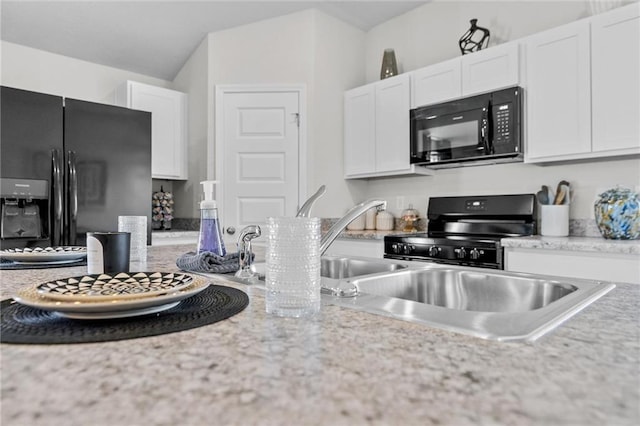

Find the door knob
[[226, 226, 236, 235]]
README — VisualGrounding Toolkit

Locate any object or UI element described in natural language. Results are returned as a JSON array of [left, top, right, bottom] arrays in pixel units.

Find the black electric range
[[384, 194, 537, 269]]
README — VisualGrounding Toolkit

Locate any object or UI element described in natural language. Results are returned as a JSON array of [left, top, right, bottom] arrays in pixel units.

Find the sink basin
[[321, 256, 407, 279], [227, 255, 615, 342], [351, 268, 576, 313], [324, 257, 615, 342]]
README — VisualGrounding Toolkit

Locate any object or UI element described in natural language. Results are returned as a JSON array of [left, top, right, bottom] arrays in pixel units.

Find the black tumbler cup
[[86, 232, 131, 274]]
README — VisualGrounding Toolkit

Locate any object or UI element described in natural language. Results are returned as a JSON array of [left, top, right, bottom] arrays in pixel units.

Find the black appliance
[[0, 86, 152, 249], [410, 86, 522, 168], [384, 194, 537, 269]]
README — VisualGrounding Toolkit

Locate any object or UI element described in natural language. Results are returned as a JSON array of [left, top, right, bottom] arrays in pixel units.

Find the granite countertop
[[502, 235, 640, 255], [2, 244, 638, 425]]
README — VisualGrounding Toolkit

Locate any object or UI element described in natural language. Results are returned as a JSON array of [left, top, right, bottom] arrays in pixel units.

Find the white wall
[[365, 1, 595, 83], [0, 41, 171, 104], [180, 9, 367, 219], [358, 1, 640, 222], [309, 11, 368, 218], [172, 37, 210, 218]]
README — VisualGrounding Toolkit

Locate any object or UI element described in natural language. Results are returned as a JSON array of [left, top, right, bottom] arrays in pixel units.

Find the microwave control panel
[[493, 102, 511, 144]]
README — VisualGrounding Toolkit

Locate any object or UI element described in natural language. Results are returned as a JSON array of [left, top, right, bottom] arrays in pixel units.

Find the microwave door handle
[[68, 150, 78, 245], [481, 102, 493, 154], [51, 149, 63, 246]]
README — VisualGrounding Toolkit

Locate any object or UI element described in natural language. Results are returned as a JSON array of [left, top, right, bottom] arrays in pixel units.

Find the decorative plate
[[0, 246, 87, 263], [53, 302, 181, 320], [36, 272, 194, 301], [13, 275, 210, 315]]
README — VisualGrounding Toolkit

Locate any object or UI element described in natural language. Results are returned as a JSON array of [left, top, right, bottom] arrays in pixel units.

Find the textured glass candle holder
[[118, 215, 147, 262], [265, 217, 321, 318], [594, 187, 640, 240]]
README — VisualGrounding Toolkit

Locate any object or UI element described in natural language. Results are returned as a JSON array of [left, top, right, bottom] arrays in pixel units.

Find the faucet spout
[[320, 198, 387, 255], [296, 185, 326, 218]]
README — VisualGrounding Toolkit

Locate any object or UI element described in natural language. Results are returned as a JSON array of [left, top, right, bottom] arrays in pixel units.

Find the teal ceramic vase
[[594, 187, 640, 240]]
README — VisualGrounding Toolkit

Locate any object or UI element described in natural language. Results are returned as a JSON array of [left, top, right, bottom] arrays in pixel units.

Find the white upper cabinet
[[411, 57, 462, 108], [344, 84, 376, 176], [591, 3, 640, 154], [525, 20, 592, 161], [375, 75, 411, 173], [344, 74, 432, 179], [116, 81, 188, 180], [461, 42, 520, 96], [525, 3, 640, 163], [411, 43, 520, 108]]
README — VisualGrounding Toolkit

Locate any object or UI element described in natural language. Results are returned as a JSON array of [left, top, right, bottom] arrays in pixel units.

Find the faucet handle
[[235, 225, 261, 282], [238, 225, 261, 243]]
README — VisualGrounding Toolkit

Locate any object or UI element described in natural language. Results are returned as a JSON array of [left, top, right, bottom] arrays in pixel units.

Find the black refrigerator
[[0, 86, 152, 249]]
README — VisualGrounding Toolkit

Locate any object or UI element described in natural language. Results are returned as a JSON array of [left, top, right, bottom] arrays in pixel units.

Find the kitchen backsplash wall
[[361, 159, 640, 229]]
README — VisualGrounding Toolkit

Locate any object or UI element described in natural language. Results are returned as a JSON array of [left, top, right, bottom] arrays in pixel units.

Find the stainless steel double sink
[[236, 256, 616, 342]]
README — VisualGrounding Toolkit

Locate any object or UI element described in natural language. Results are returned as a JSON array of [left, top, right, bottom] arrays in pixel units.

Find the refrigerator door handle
[[68, 150, 78, 245], [51, 149, 64, 246]]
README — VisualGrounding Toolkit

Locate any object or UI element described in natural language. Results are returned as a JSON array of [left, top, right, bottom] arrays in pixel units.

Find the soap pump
[[197, 180, 226, 256]]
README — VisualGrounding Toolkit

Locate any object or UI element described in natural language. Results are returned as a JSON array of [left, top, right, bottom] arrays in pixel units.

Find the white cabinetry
[[116, 81, 188, 180], [411, 58, 461, 108], [505, 247, 640, 285], [525, 3, 640, 163], [411, 42, 520, 108], [591, 4, 640, 153], [344, 74, 432, 179], [375, 76, 411, 173], [525, 21, 592, 160], [461, 42, 520, 98], [344, 85, 375, 176]]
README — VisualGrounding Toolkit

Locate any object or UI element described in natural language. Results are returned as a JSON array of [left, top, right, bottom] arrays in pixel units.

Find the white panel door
[[591, 3, 640, 153], [220, 90, 300, 237]]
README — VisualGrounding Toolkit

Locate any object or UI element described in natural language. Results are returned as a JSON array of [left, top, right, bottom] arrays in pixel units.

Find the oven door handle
[[481, 101, 493, 154]]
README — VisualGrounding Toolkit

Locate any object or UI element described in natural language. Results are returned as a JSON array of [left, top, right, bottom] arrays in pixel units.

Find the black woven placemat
[[0, 285, 249, 344], [0, 258, 87, 270]]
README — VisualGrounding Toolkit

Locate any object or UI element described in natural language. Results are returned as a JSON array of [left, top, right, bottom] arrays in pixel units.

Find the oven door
[[410, 101, 490, 165]]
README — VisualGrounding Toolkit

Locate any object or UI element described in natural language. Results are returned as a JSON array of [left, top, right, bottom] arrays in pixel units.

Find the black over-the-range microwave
[[410, 86, 522, 168]]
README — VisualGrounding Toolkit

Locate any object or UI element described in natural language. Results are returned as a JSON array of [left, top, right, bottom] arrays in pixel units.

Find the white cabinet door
[[116, 81, 187, 180], [505, 247, 640, 285], [411, 57, 462, 108], [131, 84, 187, 180], [591, 3, 640, 154], [375, 74, 410, 173], [344, 77, 432, 179], [344, 85, 376, 176], [525, 21, 591, 162], [462, 42, 520, 96]]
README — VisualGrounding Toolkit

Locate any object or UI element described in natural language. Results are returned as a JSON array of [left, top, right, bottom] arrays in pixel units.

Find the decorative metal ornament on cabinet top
[[458, 19, 490, 55]]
